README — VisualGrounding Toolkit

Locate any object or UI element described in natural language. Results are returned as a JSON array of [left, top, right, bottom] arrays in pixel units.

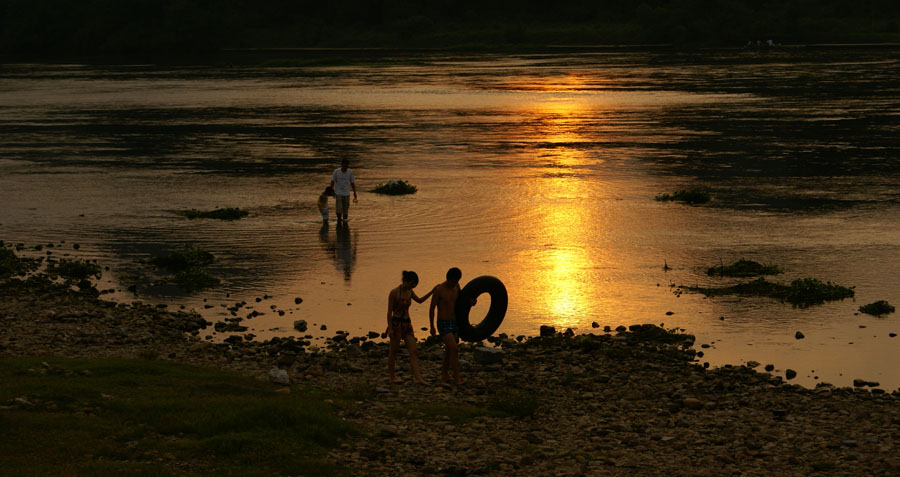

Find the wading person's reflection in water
[[319, 221, 357, 281], [386, 271, 433, 384]]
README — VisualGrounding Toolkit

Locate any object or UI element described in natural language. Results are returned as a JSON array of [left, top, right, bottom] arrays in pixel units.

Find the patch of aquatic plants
[[0, 247, 40, 278], [176, 207, 249, 220], [621, 324, 696, 345], [707, 258, 783, 277], [859, 300, 895, 316], [150, 246, 219, 292], [150, 246, 214, 271], [655, 189, 711, 204], [371, 180, 417, 195], [683, 277, 855, 308], [45, 258, 102, 282], [175, 268, 221, 292]]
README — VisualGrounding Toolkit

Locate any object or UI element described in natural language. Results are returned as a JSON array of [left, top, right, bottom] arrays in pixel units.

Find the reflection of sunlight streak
[[520, 86, 603, 327], [533, 175, 596, 326]]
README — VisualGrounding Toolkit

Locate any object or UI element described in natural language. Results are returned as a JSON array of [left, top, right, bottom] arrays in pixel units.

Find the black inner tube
[[455, 275, 507, 342]]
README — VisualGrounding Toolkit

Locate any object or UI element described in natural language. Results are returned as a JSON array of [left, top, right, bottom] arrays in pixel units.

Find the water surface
[[2, 48, 899, 389]]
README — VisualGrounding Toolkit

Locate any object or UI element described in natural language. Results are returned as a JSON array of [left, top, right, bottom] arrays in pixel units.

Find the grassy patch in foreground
[[176, 207, 249, 220], [0, 357, 351, 476], [682, 277, 854, 308]]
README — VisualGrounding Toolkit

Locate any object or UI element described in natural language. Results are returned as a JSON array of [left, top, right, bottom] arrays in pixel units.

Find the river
[[1, 47, 899, 389]]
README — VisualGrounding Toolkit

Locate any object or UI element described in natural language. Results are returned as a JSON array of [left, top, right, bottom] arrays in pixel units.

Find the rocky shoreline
[[2, 277, 900, 476]]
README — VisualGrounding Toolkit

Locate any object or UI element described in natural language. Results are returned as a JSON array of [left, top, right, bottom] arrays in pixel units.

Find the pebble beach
[[2, 271, 900, 476]]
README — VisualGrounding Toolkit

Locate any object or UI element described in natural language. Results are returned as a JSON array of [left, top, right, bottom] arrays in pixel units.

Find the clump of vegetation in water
[[150, 246, 213, 271], [371, 180, 417, 195], [621, 324, 695, 345], [174, 268, 221, 292], [683, 277, 854, 308], [176, 207, 249, 220], [150, 246, 219, 292], [706, 258, 783, 277], [45, 259, 102, 282], [655, 189, 711, 204], [859, 300, 895, 316], [0, 247, 39, 278]]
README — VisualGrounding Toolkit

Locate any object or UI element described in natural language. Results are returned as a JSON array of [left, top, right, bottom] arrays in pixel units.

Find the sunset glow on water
[[2, 50, 899, 389]]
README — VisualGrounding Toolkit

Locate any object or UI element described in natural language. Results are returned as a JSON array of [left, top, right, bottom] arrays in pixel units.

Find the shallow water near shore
[[2, 48, 899, 389]]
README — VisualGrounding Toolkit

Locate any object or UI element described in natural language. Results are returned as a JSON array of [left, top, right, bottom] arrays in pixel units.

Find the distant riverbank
[[2, 0, 898, 60]]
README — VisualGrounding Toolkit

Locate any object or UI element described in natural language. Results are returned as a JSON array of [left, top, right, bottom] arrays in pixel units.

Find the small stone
[[795, 331, 804, 339], [785, 369, 797, 380], [267, 368, 290, 385], [293, 320, 308, 332], [853, 379, 867, 387], [294, 297, 303, 304], [764, 364, 775, 372], [665, 311, 674, 316], [682, 398, 703, 410], [591, 322, 599, 328], [746, 361, 760, 368], [539, 325, 556, 337], [473, 347, 505, 365], [889, 333, 897, 338]]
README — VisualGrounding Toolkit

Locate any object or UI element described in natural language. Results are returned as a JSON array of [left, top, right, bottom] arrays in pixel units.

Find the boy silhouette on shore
[[429, 267, 465, 385]]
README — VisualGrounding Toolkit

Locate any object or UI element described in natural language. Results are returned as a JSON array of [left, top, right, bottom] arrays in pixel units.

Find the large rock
[[473, 347, 505, 365], [267, 367, 290, 385], [293, 320, 308, 332], [539, 325, 556, 336]]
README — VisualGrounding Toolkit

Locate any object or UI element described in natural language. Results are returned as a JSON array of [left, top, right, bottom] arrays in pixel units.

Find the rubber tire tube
[[455, 275, 508, 342]]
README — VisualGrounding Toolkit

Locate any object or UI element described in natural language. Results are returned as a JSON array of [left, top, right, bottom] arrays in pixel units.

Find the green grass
[[370, 180, 417, 196], [859, 300, 895, 316], [655, 189, 711, 205], [706, 258, 783, 277], [683, 277, 854, 308], [176, 208, 249, 221], [0, 357, 351, 475]]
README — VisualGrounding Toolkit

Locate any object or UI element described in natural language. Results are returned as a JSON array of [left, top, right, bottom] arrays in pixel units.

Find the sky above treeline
[[1, 0, 899, 57]]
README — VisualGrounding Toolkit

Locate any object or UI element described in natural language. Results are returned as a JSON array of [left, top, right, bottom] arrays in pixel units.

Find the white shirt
[[331, 168, 355, 196]]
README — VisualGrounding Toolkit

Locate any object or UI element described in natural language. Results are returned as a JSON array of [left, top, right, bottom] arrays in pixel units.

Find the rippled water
[[2, 48, 899, 388]]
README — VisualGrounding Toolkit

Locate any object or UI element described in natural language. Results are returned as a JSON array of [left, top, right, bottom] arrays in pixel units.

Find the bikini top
[[392, 289, 412, 317]]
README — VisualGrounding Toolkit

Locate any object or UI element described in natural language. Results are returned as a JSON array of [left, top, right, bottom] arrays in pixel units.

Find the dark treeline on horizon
[[2, 0, 899, 58]]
